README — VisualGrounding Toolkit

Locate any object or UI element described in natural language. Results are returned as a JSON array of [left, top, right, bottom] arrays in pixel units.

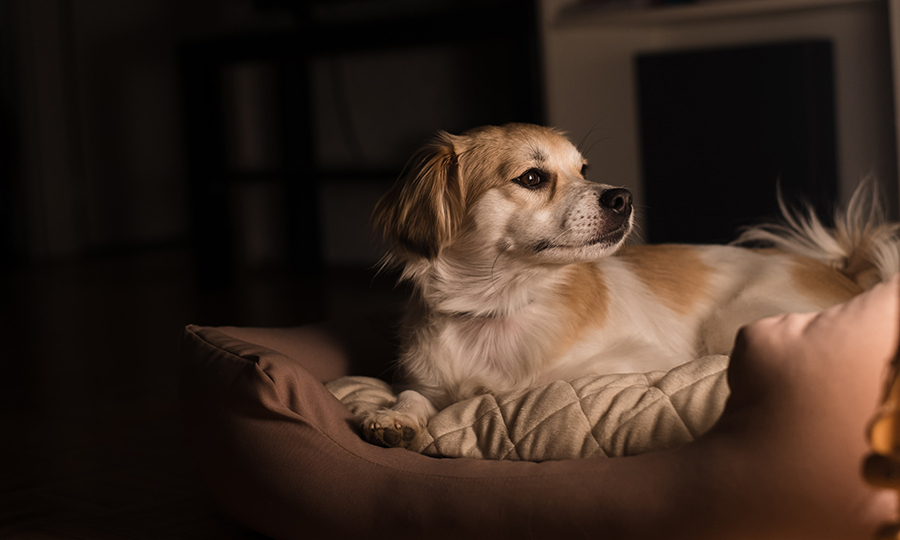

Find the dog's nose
[[599, 188, 632, 215]]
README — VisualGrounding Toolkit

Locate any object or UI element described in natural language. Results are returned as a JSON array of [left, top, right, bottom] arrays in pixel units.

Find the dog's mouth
[[534, 226, 629, 254]]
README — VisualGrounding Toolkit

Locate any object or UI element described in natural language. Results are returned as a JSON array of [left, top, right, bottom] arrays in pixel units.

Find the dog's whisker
[[583, 136, 611, 157], [577, 120, 604, 153]]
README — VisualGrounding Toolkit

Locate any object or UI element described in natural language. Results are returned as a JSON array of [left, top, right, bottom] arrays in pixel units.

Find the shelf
[[556, 0, 881, 27]]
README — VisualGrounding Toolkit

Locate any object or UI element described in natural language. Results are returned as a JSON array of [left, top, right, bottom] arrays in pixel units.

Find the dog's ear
[[373, 132, 463, 260]]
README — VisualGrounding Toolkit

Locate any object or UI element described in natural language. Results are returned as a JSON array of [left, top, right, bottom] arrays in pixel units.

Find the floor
[[0, 248, 406, 539]]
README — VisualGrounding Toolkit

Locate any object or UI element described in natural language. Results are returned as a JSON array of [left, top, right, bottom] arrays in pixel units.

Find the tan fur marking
[[790, 255, 863, 305], [616, 245, 713, 315], [555, 263, 609, 351], [756, 247, 877, 291], [751, 248, 782, 256]]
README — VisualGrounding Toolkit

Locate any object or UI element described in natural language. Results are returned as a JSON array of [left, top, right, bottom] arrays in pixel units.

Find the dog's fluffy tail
[[734, 179, 900, 289]]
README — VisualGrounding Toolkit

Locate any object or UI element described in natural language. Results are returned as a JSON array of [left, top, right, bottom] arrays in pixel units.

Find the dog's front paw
[[361, 409, 425, 449]]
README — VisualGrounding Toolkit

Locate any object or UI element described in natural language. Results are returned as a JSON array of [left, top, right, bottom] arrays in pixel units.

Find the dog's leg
[[360, 390, 438, 449]]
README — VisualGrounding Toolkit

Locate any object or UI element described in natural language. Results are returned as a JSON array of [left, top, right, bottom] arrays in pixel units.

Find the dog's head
[[373, 123, 633, 267]]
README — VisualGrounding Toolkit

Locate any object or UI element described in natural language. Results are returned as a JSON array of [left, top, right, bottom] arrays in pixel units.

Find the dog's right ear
[[373, 132, 463, 260]]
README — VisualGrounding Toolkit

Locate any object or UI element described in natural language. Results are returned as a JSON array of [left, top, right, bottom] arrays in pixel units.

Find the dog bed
[[327, 355, 729, 460], [179, 275, 900, 539]]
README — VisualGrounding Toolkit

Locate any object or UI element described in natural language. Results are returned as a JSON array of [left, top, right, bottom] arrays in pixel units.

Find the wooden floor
[[0, 248, 405, 539]]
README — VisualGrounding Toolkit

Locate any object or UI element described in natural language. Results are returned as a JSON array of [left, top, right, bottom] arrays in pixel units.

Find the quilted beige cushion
[[328, 355, 729, 460]]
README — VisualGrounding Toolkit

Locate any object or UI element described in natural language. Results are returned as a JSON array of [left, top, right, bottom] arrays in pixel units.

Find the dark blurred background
[[1, 0, 897, 537], [0, 1, 545, 537]]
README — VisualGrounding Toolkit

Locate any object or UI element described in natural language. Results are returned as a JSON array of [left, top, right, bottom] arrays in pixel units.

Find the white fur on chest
[[407, 302, 560, 405]]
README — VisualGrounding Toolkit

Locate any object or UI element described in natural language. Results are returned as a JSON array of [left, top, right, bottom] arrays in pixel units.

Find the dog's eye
[[513, 169, 548, 189], [581, 164, 588, 177]]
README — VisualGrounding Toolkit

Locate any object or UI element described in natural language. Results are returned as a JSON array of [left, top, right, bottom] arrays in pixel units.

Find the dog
[[361, 123, 900, 449]]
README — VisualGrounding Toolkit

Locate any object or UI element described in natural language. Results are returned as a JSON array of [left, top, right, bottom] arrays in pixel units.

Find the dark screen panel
[[637, 41, 837, 244]]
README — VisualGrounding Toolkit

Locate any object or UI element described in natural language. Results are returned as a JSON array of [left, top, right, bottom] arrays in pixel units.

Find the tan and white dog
[[362, 123, 900, 449]]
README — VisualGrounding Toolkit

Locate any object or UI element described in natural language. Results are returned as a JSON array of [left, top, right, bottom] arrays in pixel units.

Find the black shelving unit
[[179, 0, 544, 289]]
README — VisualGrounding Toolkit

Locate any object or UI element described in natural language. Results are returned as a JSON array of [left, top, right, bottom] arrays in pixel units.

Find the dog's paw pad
[[381, 425, 401, 446], [361, 412, 423, 449]]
